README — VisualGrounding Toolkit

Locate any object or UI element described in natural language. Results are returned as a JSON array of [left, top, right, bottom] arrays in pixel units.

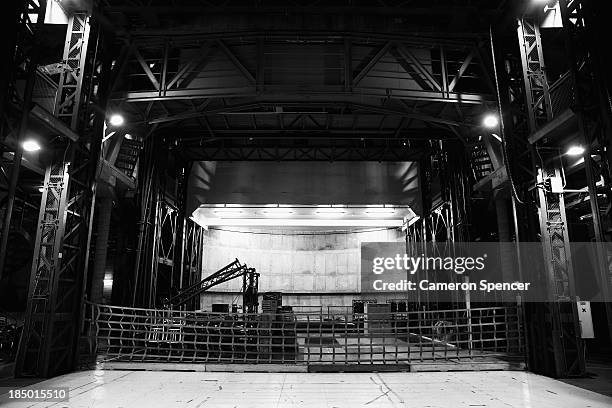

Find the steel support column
[[517, 16, 584, 377], [0, 0, 46, 280], [559, 0, 612, 346], [15, 11, 112, 377]]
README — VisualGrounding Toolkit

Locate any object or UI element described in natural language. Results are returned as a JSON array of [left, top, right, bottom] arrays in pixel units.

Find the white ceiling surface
[[186, 161, 422, 224], [192, 204, 415, 228]]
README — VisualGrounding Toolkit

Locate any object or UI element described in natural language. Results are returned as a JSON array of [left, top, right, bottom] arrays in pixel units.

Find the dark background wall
[[187, 161, 421, 214]]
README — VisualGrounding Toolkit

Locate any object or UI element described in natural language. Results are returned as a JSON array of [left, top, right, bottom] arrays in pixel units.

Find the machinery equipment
[[167, 259, 259, 312]]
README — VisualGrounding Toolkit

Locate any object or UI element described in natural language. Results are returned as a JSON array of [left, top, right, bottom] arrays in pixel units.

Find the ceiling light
[[202, 218, 403, 228], [22, 139, 41, 152], [483, 114, 499, 129], [124, 133, 134, 140], [108, 114, 125, 127], [364, 207, 396, 216], [566, 145, 585, 156], [213, 209, 244, 217], [262, 208, 294, 217], [315, 206, 346, 216]]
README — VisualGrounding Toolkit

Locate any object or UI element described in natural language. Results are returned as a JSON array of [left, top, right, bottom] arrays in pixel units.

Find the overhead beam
[[180, 145, 429, 161], [132, 46, 160, 90], [353, 42, 392, 85], [448, 49, 476, 92], [118, 88, 490, 104], [166, 41, 214, 89], [30, 105, 80, 142], [146, 101, 470, 127], [393, 43, 442, 91], [216, 39, 256, 84]]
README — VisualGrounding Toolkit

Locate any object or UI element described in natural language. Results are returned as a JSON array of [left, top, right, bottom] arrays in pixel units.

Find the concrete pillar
[[91, 196, 113, 304]]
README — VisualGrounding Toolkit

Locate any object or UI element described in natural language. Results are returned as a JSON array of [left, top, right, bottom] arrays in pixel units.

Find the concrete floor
[[1, 370, 612, 408]]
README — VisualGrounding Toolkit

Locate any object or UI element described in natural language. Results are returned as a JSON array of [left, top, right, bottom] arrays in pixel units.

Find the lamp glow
[[262, 208, 294, 217], [315, 206, 346, 216], [364, 207, 396, 216], [108, 114, 125, 127], [483, 114, 499, 129], [566, 145, 585, 156], [214, 209, 244, 218], [22, 139, 41, 152]]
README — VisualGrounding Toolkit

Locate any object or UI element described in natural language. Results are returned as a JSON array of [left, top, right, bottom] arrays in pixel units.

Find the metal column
[[15, 11, 111, 377], [517, 16, 584, 377]]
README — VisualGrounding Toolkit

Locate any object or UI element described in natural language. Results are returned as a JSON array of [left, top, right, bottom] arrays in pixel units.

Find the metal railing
[[85, 303, 523, 366]]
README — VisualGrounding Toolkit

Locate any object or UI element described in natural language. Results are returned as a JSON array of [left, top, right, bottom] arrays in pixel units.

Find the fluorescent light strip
[[261, 210, 295, 217], [213, 210, 244, 217], [202, 218, 404, 227]]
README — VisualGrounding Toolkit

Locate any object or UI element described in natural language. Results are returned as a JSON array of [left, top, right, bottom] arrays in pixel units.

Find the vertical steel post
[[16, 10, 111, 377], [517, 15, 584, 376], [0, 0, 46, 281]]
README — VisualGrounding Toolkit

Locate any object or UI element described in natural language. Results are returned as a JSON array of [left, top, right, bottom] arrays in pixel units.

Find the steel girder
[[176, 144, 429, 162], [113, 34, 494, 107], [559, 0, 612, 354], [0, 0, 47, 279], [109, 32, 495, 159], [515, 15, 584, 378], [149, 199, 178, 306], [15, 12, 112, 377], [179, 218, 204, 310]]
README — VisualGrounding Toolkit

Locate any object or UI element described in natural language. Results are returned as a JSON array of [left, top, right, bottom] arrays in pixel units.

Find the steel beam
[[16, 12, 112, 377], [0, 0, 46, 280], [559, 0, 612, 350], [179, 145, 427, 162], [517, 15, 584, 378]]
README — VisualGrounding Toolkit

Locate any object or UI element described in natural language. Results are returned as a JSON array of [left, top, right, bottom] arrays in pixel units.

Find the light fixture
[[364, 207, 396, 216], [262, 207, 294, 217], [22, 139, 41, 152], [213, 208, 244, 218], [124, 133, 134, 140], [483, 114, 499, 129], [201, 218, 403, 228], [108, 114, 125, 127], [566, 145, 585, 156], [38, 187, 45, 193], [315, 206, 346, 216]]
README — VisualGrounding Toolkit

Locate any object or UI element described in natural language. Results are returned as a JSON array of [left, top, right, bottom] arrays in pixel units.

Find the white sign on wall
[[577, 301, 595, 339]]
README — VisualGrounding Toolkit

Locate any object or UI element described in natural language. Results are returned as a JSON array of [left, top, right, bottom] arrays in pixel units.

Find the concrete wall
[[199, 227, 405, 310]]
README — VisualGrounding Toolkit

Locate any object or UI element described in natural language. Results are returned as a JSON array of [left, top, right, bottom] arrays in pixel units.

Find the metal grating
[[84, 303, 524, 366]]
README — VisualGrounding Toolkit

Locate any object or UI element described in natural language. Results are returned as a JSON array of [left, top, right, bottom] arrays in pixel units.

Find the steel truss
[[150, 199, 178, 306], [115, 34, 492, 106], [15, 11, 113, 377], [110, 32, 496, 159], [515, 15, 584, 377], [0, 0, 47, 279], [179, 218, 205, 310], [559, 0, 612, 350]]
